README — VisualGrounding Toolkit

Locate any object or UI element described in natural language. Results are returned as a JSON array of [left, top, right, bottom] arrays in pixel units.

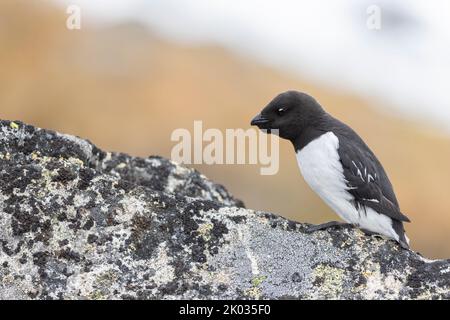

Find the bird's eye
[[277, 107, 286, 115]]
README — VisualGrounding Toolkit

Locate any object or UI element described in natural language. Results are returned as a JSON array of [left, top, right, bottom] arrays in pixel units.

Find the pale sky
[[56, 0, 450, 129]]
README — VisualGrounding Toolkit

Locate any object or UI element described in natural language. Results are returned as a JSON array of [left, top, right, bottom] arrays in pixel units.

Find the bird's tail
[[392, 219, 410, 249]]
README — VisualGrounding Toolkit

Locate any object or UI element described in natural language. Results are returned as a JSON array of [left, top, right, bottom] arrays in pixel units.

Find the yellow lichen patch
[[2, 274, 15, 285], [251, 275, 267, 287], [67, 157, 85, 167], [95, 270, 118, 288], [116, 162, 127, 169], [88, 290, 107, 300], [245, 286, 261, 299], [244, 275, 267, 299], [197, 222, 213, 240], [10, 121, 19, 129], [0, 152, 12, 160], [312, 264, 345, 298], [362, 270, 372, 278]]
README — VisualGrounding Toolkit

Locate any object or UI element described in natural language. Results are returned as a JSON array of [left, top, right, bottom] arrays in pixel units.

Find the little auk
[[251, 90, 410, 249]]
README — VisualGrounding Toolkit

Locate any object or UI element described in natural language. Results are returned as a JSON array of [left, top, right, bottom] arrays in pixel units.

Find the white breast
[[296, 132, 358, 224], [296, 132, 398, 241]]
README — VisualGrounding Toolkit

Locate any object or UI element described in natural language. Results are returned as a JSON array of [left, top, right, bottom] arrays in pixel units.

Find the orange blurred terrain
[[1, 1, 450, 258]]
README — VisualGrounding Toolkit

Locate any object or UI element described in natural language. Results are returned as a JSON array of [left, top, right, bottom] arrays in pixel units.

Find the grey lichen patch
[[0, 120, 449, 299], [362, 263, 404, 299]]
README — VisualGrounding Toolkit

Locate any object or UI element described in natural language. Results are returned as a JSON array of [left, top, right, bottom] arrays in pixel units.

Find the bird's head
[[251, 90, 326, 141]]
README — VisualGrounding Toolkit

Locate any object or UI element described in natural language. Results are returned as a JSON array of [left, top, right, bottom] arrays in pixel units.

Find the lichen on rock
[[0, 120, 449, 299]]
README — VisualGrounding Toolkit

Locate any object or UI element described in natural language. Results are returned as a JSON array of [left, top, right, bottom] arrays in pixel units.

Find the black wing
[[337, 133, 410, 223]]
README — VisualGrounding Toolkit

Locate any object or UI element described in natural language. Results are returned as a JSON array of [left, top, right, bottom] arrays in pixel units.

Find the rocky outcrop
[[0, 120, 449, 299]]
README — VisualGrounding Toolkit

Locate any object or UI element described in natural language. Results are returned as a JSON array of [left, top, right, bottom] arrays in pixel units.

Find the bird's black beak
[[250, 113, 270, 127]]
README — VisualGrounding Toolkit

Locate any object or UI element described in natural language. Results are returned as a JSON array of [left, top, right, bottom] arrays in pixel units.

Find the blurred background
[[1, 0, 449, 258]]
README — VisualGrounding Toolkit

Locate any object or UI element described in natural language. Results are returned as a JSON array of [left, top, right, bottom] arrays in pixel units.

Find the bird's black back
[[326, 116, 399, 206], [297, 114, 410, 223]]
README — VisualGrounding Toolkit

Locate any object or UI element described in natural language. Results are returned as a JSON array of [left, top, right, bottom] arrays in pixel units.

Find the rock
[[0, 120, 449, 300]]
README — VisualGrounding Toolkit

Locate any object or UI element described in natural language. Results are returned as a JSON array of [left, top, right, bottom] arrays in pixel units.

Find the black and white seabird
[[251, 90, 410, 249]]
